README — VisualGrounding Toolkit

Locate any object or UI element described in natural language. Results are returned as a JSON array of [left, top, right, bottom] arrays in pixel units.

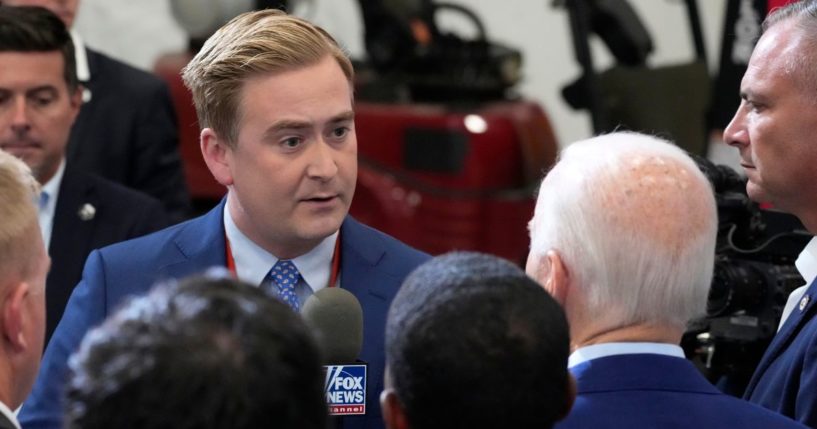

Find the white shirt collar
[[70, 29, 90, 82], [568, 342, 685, 368], [0, 401, 20, 429], [795, 236, 817, 286], [222, 201, 338, 291], [38, 160, 66, 250], [777, 236, 817, 331]]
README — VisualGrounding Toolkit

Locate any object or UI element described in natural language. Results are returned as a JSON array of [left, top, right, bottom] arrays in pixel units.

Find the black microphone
[[301, 288, 367, 418]]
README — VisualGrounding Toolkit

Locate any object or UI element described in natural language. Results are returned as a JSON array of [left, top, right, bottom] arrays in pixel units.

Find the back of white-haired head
[[0, 149, 40, 281], [529, 132, 717, 330]]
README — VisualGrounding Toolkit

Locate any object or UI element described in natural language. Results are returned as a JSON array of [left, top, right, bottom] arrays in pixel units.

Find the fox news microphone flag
[[301, 288, 367, 416]]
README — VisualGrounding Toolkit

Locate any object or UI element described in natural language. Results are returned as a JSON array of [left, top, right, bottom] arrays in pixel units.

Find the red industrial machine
[[351, 101, 556, 264]]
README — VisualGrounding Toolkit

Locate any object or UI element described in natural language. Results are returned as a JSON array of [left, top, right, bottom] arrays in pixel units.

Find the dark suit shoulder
[[560, 354, 807, 429], [85, 48, 168, 95], [74, 169, 164, 209]]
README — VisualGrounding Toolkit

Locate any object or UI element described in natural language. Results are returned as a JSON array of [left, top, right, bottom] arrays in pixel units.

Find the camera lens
[[707, 261, 766, 317]]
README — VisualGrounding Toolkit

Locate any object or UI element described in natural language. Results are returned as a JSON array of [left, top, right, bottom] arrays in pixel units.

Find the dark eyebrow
[[329, 110, 355, 124], [262, 110, 356, 138], [28, 85, 58, 96], [263, 119, 311, 137]]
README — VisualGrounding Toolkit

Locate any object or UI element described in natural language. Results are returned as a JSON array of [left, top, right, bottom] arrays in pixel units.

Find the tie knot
[[269, 260, 301, 311], [272, 260, 300, 280]]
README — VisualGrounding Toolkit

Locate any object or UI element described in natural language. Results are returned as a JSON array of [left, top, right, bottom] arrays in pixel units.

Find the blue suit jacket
[[744, 278, 817, 427], [558, 353, 806, 429], [20, 201, 429, 429]]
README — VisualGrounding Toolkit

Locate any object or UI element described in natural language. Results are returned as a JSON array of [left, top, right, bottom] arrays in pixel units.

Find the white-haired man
[[0, 149, 49, 429], [526, 132, 805, 428]]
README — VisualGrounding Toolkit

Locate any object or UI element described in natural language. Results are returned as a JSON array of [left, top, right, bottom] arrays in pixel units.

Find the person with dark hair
[[64, 275, 327, 429], [724, 0, 817, 425], [1, 0, 191, 220], [0, 5, 167, 345], [21, 9, 428, 429], [381, 252, 574, 429]]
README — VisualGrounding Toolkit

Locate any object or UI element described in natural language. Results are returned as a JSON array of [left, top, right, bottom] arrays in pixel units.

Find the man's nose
[[306, 138, 339, 180], [723, 104, 748, 148], [9, 97, 31, 133]]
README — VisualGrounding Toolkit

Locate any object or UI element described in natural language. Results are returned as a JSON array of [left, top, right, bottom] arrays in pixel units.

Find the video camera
[[683, 157, 811, 392]]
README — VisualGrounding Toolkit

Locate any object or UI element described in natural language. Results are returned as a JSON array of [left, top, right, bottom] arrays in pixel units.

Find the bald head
[[586, 141, 713, 252], [528, 132, 717, 331]]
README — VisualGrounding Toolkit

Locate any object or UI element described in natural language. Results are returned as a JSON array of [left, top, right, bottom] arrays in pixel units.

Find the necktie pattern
[[269, 260, 301, 311]]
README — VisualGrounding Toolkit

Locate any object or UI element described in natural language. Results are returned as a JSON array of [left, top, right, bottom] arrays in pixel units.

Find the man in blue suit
[[724, 1, 817, 426], [526, 132, 806, 428], [20, 9, 429, 429]]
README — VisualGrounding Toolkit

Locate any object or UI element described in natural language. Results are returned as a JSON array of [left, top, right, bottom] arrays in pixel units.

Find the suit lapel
[[339, 217, 387, 300], [745, 277, 817, 395], [156, 199, 228, 279], [0, 410, 15, 429], [48, 170, 97, 284]]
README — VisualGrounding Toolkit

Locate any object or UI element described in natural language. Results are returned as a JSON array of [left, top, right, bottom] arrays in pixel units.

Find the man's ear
[[557, 374, 577, 422], [200, 128, 234, 187], [540, 250, 569, 305], [68, 85, 83, 122], [2, 281, 29, 352], [380, 389, 410, 429]]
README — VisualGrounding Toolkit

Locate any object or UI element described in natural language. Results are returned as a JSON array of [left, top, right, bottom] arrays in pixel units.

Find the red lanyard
[[225, 234, 341, 288]]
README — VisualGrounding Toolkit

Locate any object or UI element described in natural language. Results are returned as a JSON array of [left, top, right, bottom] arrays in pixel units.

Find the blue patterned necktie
[[267, 260, 301, 311]]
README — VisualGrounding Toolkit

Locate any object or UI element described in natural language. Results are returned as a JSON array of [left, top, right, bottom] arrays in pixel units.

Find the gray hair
[[528, 132, 717, 330], [762, 0, 817, 98]]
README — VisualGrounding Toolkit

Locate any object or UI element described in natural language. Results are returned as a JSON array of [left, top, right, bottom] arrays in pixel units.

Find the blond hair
[[181, 9, 354, 146], [0, 149, 41, 282]]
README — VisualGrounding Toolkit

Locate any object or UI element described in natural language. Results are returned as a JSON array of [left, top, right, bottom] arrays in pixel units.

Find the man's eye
[[332, 127, 349, 138], [282, 137, 301, 148], [745, 99, 763, 113], [32, 95, 55, 107]]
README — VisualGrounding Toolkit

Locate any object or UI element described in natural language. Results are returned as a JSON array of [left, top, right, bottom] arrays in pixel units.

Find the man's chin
[[746, 181, 771, 205], [301, 213, 346, 240]]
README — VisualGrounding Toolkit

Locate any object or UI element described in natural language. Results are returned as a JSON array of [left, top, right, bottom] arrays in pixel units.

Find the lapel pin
[[800, 295, 810, 312], [78, 203, 96, 221]]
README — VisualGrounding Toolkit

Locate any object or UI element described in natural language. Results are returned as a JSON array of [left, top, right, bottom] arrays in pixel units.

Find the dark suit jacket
[[745, 278, 817, 427], [67, 47, 190, 221], [558, 353, 806, 429], [21, 201, 429, 429], [45, 168, 168, 344], [0, 409, 16, 429]]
